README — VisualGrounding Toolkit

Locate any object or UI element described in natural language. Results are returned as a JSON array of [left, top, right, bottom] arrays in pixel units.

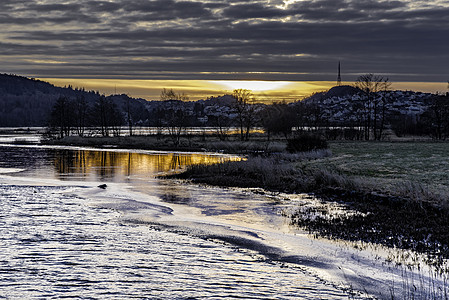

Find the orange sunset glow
[[39, 78, 449, 103]]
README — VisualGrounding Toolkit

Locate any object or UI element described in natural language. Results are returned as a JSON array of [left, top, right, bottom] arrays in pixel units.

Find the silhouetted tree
[[91, 96, 123, 137], [292, 100, 326, 132], [420, 94, 449, 140], [160, 89, 190, 146], [49, 96, 73, 138], [305, 101, 326, 130], [126, 97, 133, 136], [207, 103, 233, 141], [160, 88, 189, 101], [232, 89, 257, 141], [73, 95, 88, 136], [92, 96, 108, 136], [377, 80, 392, 140], [261, 102, 296, 140], [109, 102, 124, 136], [153, 107, 165, 138], [355, 74, 390, 140]]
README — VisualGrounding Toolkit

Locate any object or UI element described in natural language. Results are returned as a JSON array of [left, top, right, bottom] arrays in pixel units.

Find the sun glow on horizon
[[208, 80, 293, 92], [39, 78, 449, 103], [41, 78, 320, 101]]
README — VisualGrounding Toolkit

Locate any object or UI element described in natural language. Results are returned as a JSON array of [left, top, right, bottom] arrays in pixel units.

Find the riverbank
[[169, 141, 449, 264], [39, 135, 449, 263], [43, 135, 286, 154], [5, 145, 441, 299]]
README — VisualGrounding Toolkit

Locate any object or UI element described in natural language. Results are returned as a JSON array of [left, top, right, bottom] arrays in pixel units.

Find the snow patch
[[0, 168, 26, 174]]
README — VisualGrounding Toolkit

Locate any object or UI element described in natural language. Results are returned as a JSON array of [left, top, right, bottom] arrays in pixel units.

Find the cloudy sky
[[1, 0, 449, 99]]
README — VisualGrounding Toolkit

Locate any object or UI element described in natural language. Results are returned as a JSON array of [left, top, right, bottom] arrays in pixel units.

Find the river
[[0, 144, 446, 299]]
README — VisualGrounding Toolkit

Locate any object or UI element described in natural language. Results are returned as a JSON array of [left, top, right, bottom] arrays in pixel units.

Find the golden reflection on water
[[53, 150, 240, 181]]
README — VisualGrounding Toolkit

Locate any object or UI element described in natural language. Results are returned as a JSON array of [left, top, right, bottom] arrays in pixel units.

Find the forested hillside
[[0, 74, 148, 127]]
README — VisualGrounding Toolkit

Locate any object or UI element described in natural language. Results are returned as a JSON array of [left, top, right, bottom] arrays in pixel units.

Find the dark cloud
[[222, 3, 289, 19], [1, 0, 448, 82], [350, 0, 406, 11], [85, 1, 123, 13], [120, 0, 213, 20], [26, 3, 83, 12]]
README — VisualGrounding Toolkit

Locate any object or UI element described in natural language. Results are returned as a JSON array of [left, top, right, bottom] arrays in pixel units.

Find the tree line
[[403, 93, 449, 140], [47, 76, 449, 142], [49, 95, 123, 138]]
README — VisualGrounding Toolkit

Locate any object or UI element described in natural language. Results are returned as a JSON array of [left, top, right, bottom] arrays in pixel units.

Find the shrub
[[286, 134, 328, 153]]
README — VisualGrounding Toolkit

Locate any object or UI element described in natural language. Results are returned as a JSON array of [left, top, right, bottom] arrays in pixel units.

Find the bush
[[286, 134, 328, 153]]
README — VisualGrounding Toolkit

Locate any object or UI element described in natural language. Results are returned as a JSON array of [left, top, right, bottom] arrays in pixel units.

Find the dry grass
[[171, 142, 449, 260], [45, 134, 287, 154], [172, 150, 337, 193]]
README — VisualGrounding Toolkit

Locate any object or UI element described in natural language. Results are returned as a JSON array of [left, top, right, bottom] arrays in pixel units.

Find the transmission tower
[[337, 61, 342, 86]]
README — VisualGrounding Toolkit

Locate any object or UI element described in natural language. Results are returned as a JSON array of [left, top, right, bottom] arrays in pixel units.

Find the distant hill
[[0, 74, 149, 127], [300, 84, 434, 125], [0, 74, 241, 128], [303, 85, 360, 104], [1, 74, 437, 131], [325, 85, 360, 98]]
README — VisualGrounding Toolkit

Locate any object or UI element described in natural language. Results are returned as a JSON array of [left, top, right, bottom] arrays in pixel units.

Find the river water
[[0, 144, 447, 299]]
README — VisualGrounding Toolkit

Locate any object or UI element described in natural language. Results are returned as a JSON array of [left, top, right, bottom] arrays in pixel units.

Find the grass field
[[307, 141, 449, 196]]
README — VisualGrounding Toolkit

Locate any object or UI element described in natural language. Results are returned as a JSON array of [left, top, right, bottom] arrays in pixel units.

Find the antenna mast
[[337, 61, 342, 86]]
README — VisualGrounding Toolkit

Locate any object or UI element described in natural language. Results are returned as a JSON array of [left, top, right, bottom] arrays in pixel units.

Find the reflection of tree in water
[[54, 150, 67, 175], [79, 151, 87, 175], [53, 150, 118, 180], [169, 154, 193, 171], [97, 151, 117, 179], [54, 150, 86, 178], [170, 154, 181, 171], [127, 153, 131, 177], [52, 149, 238, 181]]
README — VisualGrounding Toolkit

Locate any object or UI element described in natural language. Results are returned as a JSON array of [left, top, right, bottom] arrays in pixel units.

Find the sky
[[2, 0, 449, 100]]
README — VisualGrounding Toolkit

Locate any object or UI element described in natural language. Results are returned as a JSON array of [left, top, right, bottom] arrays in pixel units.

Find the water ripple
[[0, 185, 356, 299]]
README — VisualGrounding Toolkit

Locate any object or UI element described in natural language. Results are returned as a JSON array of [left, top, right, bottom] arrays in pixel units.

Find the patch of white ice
[[0, 168, 26, 174]]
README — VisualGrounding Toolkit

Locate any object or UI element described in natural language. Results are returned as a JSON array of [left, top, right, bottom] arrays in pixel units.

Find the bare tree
[[126, 97, 133, 136], [207, 103, 233, 141], [93, 96, 108, 137], [160, 88, 189, 101], [91, 96, 123, 137], [49, 96, 73, 138], [160, 88, 177, 101], [377, 79, 392, 140], [160, 88, 190, 146], [355, 74, 390, 140], [73, 95, 88, 136], [232, 89, 257, 141]]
